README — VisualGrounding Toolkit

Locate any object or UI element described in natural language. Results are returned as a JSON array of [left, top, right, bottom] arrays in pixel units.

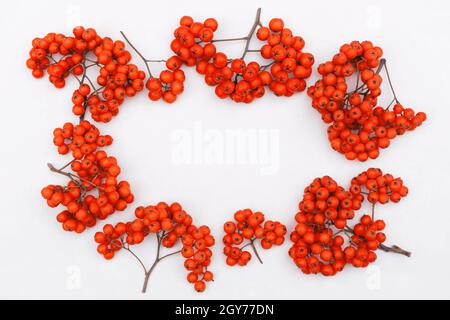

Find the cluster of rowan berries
[[351, 168, 408, 204], [346, 214, 386, 267], [27, 27, 145, 123], [289, 168, 408, 276], [256, 19, 314, 96], [52, 120, 112, 158], [42, 119, 133, 233], [223, 209, 286, 266], [94, 202, 214, 292], [146, 68, 185, 103], [139, 13, 313, 103], [307, 41, 427, 161], [31, 14, 420, 293]]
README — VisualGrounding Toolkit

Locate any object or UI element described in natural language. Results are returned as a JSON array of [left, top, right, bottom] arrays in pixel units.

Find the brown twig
[[212, 36, 248, 43], [47, 163, 104, 191], [239, 238, 263, 264], [379, 58, 399, 103], [145, 59, 167, 63], [344, 226, 411, 257], [120, 31, 153, 78], [58, 159, 75, 171], [241, 8, 262, 59], [122, 231, 181, 293], [379, 244, 411, 257], [250, 240, 264, 264], [371, 203, 375, 220]]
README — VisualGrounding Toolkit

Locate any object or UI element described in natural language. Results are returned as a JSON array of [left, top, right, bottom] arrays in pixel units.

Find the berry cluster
[[27, 27, 145, 123], [123, 9, 313, 104], [289, 169, 410, 276], [345, 215, 386, 267], [351, 168, 408, 204], [52, 120, 112, 158], [223, 209, 286, 266], [307, 41, 426, 161], [41, 120, 133, 233], [256, 19, 314, 96], [94, 202, 214, 293], [31, 13, 421, 294], [146, 68, 185, 103]]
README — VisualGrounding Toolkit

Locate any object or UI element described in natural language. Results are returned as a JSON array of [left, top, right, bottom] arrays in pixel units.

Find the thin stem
[[145, 59, 166, 63], [120, 31, 153, 78], [81, 61, 98, 91], [344, 226, 411, 257], [379, 244, 411, 257], [123, 246, 147, 273], [47, 163, 104, 191], [250, 240, 263, 264], [212, 36, 248, 43], [48, 163, 80, 184], [385, 97, 397, 111], [241, 8, 262, 59], [142, 262, 156, 293], [85, 63, 99, 69], [83, 57, 100, 65], [355, 67, 360, 91], [371, 203, 376, 220], [381, 58, 399, 103], [140, 232, 181, 293], [376, 58, 386, 74], [240, 242, 253, 250], [261, 61, 275, 71], [58, 159, 75, 171], [159, 250, 182, 261], [345, 59, 386, 97]]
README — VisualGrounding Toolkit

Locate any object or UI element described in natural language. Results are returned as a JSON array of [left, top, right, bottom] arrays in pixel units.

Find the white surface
[[0, 0, 449, 300]]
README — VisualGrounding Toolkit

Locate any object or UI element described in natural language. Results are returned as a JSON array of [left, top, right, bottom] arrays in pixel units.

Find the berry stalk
[[126, 232, 182, 293]]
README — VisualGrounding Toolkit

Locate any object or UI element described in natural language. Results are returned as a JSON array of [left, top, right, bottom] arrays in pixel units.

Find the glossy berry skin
[[52, 120, 112, 158], [307, 41, 426, 161], [94, 202, 215, 292], [27, 27, 145, 123], [41, 150, 133, 233], [223, 209, 287, 266], [145, 16, 314, 104], [42, 119, 133, 234], [289, 169, 409, 276]]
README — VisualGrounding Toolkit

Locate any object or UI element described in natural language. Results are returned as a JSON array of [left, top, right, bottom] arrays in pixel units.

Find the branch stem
[[379, 244, 411, 257], [344, 226, 411, 257], [380, 58, 399, 103], [241, 8, 262, 59], [136, 232, 181, 293], [120, 31, 153, 78], [47, 163, 104, 191], [212, 36, 248, 43], [250, 240, 263, 264]]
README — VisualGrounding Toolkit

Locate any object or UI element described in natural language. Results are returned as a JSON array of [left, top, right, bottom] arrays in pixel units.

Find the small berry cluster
[[123, 9, 313, 104], [27, 27, 145, 123], [94, 202, 214, 293], [41, 120, 133, 233], [146, 68, 185, 103], [289, 169, 410, 276], [307, 41, 426, 161], [52, 120, 112, 158], [256, 19, 314, 96], [351, 168, 408, 204], [223, 209, 286, 266], [346, 215, 386, 267]]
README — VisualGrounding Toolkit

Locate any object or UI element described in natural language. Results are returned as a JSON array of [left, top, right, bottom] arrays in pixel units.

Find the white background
[[1, 0, 449, 300]]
